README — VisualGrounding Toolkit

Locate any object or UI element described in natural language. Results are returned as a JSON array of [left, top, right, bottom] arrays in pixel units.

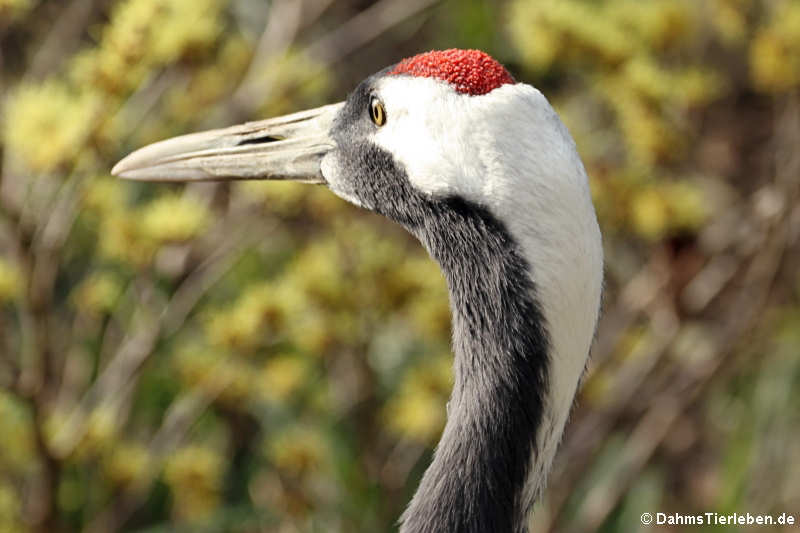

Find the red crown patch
[[389, 49, 515, 96]]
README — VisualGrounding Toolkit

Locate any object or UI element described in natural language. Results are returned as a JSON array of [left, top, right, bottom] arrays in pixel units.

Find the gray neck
[[399, 198, 550, 533]]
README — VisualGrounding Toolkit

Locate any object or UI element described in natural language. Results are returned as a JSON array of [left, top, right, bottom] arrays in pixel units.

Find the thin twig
[[304, 0, 441, 65]]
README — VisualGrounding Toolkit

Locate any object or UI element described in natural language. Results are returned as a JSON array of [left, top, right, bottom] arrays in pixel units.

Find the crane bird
[[113, 49, 603, 533]]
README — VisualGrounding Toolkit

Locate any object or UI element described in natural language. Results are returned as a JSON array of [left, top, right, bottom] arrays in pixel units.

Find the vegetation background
[[1, 0, 799, 531]]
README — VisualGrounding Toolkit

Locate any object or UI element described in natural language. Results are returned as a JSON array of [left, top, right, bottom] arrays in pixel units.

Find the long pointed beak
[[112, 102, 343, 183]]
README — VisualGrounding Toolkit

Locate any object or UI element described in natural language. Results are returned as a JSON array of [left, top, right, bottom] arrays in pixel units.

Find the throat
[[400, 199, 550, 533]]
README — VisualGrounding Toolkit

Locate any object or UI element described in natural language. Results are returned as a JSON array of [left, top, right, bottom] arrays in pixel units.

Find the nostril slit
[[238, 135, 285, 146]]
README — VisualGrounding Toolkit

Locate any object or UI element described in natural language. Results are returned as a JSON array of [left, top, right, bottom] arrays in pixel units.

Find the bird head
[[113, 49, 592, 244]]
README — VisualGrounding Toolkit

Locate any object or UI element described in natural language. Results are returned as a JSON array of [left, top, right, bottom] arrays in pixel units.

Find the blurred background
[[1, 0, 799, 531]]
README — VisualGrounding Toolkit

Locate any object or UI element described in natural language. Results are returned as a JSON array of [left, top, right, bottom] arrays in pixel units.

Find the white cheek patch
[[372, 77, 489, 200]]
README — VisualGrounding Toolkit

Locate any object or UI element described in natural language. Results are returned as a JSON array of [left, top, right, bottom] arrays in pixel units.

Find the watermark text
[[640, 512, 796, 527]]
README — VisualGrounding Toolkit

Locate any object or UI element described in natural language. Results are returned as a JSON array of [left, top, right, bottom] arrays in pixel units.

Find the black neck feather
[[399, 198, 550, 533]]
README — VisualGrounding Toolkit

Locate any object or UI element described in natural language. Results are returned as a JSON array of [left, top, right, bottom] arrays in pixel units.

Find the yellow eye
[[370, 97, 386, 126]]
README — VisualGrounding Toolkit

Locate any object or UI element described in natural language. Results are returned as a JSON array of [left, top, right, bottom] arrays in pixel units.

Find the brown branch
[[25, 0, 105, 81], [304, 0, 441, 65], [229, 0, 307, 114]]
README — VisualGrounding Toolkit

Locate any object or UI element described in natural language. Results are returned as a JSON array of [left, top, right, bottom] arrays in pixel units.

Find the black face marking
[[327, 78, 551, 533]]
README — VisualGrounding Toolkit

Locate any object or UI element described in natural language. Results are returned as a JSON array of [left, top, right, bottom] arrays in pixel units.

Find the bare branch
[[304, 0, 441, 65], [25, 0, 105, 81]]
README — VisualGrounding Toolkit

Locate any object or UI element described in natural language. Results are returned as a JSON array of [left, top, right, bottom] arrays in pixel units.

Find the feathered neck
[[399, 198, 550, 533]]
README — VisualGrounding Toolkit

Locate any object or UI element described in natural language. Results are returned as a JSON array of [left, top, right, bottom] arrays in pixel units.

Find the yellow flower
[[82, 177, 126, 215], [750, 2, 800, 93], [164, 445, 223, 521], [610, 0, 692, 50], [71, 273, 122, 316], [624, 56, 674, 102], [80, 406, 119, 456], [258, 355, 310, 403], [149, 0, 225, 64], [631, 187, 669, 241], [0, 392, 35, 473], [69, 0, 225, 95], [0, 481, 23, 531], [751, 30, 800, 93], [105, 443, 151, 487], [206, 306, 264, 351], [266, 424, 329, 476], [165, 445, 223, 490], [173, 347, 254, 402], [139, 194, 210, 243], [235, 181, 308, 215], [630, 181, 707, 240], [0, 260, 22, 303], [98, 213, 158, 267], [711, 0, 749, 45], [665, 181, 708, 231], [3, 81, 98, 173], [384, 355, 453, 444]]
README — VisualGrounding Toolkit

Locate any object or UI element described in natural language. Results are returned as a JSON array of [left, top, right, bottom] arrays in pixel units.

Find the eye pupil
[[370, 97, 385, 126]]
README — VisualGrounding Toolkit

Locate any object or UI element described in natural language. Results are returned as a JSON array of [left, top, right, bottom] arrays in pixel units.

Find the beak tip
[[112, 153, 169, 181], [110, 160, 124, 178], [111, 155, 139, 179], [110, 158, 153, 181]]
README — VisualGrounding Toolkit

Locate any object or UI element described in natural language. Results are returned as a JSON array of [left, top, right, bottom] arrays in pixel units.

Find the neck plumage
[[400, 199, 551, 533]]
